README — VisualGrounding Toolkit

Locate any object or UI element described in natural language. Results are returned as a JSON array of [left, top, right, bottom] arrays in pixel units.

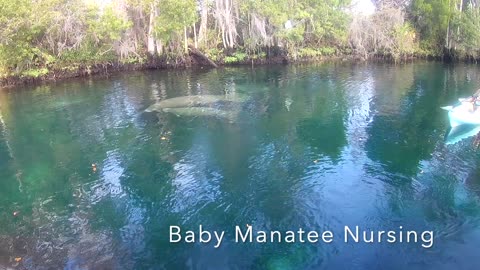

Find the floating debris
[[285, 97, 293, 111]]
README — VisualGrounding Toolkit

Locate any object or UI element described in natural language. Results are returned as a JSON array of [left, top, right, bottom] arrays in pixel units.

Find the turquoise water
[[0, 62, 480, 269]]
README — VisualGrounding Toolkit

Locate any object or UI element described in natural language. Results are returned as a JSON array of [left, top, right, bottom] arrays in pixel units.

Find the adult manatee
[[145, 94, 248, 112], [162, 107, 237, 120]]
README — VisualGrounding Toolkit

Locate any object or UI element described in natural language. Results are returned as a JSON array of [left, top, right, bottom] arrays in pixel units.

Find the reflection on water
[[0, 63, 480, 269]]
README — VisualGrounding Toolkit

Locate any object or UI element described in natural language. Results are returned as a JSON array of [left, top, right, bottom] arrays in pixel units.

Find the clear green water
[[1, 62, 480, 269]]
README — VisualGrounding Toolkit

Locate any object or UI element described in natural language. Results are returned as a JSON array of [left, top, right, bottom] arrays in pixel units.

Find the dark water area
[[1, 62, 480, 269]]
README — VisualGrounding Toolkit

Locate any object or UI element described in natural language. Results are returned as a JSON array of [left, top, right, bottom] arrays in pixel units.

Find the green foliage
[[233, 52, 247, 62], [298, 47, 336, 58], [0, 0, 132, 77], [120, 55, 147, 64], [320, 47, 336, 56], [393, 23, 418, 56], [240, 0, 290, 28], [409, 0, 480, 58], [21, 68, 49, 78], [69, 4, 132, 65], [298, 48, 322, 58], [252, 52, 267, 59], [417, 40, 442, 57], [280, 25, 305, 46], [224, 51, 248, 64], [224, 56, 238, 64], [155, 0, 197, 43], [240, 0, 350, 57], [205, 48, 223, 62], [0, 0, 56, 73], [410, 0, 453, 48], [59, 43, 117, 66], [299, 0, 351, 45], [88, 6, 132, 43], [450, 6, 480, 57]]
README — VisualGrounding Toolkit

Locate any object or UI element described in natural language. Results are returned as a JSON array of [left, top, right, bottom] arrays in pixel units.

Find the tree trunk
[[199, 0, 208, 45], [189, 45, 218, 68], [215, 0, 236, 49], [184, 26, 188, 54], [154, 6, 162, 55], [156, 39, 163, 55], [193, 23, 198, 48], [221, 28, 227, 48], [455, 0, 464, 50], [446, 21, 451, 50], [225, 0, 234, 48], [147, 3, 156, 56]]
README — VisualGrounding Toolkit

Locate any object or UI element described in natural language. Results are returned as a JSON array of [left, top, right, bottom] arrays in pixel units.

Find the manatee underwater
[[161, 107, 237, 119], [145, 94, 249, 112]]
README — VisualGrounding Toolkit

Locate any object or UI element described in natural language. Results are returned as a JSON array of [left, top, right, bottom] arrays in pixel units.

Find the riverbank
[[0, 55, 309, 88], [0, 52, 430, 88]]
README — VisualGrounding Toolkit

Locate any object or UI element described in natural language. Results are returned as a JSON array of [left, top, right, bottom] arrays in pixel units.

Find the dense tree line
[[0, 0, 479, 79]]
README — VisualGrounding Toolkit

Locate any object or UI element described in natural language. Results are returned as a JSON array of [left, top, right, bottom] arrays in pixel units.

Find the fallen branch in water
[[188, 45, 218, 68]]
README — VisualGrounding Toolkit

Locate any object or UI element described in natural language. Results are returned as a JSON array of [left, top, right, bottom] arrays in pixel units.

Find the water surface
[[1, 62, 480, 269]]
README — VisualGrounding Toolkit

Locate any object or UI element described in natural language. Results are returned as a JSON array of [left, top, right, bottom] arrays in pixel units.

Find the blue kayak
[[444, 99, 480, 127], [445, 124, 480, 145]]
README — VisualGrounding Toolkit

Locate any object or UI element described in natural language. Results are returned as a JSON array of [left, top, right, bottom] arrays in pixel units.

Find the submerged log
[[188, 45, 218, 68]]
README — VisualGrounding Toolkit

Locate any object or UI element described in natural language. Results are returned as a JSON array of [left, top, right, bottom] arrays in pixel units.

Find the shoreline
[[0, 54, 438, 88]]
